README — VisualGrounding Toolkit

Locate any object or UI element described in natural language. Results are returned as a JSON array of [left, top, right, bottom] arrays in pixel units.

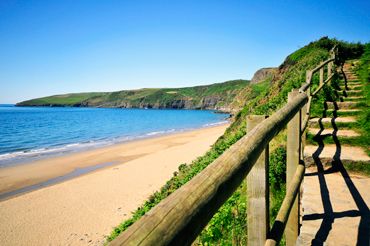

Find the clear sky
[[0, 0, 369, 103]]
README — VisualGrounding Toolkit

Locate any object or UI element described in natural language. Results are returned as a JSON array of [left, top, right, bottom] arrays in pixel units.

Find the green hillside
[[16, 92, 107, 106], [16, 80, 251, 112]]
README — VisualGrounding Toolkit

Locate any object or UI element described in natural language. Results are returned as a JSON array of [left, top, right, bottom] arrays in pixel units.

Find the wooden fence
[[109, 47, 337, 246]]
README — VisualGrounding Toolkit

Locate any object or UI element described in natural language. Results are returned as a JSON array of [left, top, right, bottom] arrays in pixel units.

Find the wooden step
[[304, 144, 370, 162], [308, 128, 360, 137], [344, 90, 363, 96], [325, 101, 359, 109], [346, 82, 362, 86], [308, 117, 357, 127], [340, 85, 362, 90], [345, 96, 364, 99], [341, 96, 365, 101], [327, 108, 361, 113]]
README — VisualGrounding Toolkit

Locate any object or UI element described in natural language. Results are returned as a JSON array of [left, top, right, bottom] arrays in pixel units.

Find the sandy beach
[[0, 124, 228, 245]]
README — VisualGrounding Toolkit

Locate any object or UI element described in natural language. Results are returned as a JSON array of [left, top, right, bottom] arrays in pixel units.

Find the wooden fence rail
[[264, 46, 337, 246], [109, 46, 338, 246]]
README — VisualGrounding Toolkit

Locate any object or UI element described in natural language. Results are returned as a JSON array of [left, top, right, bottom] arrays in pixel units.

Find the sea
[[0, 104, 229, 168]]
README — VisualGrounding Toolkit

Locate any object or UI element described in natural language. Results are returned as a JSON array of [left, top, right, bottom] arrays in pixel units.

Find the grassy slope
[[16, 92, 107, 106], [356, 43, 370, 156], [107, 38, 360, 245], [16, 80, 250, 111]]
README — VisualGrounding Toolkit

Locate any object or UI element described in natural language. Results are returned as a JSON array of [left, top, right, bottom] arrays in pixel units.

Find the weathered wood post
[[319, 66, 324, 87], [329, 47, 336, 79], [247, 115, 269, 245], [301, 100, 307, 159], [306, 71, 312, 86], [302, 70, 310, 156], [328, 61, 332, 78], [286, 89, 301, 245]]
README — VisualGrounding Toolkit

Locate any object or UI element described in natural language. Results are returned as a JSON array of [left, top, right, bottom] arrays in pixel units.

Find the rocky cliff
[[250, 67, 277, 84]]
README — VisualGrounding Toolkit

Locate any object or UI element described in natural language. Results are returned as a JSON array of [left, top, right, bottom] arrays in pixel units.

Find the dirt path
[[298, 167, 370, 245]]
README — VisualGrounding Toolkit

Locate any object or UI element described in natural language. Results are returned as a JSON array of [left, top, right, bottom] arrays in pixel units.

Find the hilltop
[[16, 80, 259, 113]]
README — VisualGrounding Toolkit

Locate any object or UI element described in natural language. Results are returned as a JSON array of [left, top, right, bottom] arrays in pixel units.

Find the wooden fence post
[[319, 67, 324, 87], [328, 61, 332, 78], [247, 115, 269, 245], [306, 71, 312, 85], [286, 89, 301, 245], [301, 100, 307, 159]]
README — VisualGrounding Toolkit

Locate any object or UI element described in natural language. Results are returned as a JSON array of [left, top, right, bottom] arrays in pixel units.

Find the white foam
[[0, 140, 108, 166], [202, 120, 229, 127]]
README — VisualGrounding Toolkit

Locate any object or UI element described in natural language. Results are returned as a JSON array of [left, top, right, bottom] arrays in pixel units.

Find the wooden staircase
[[298, 61, 370, 245]]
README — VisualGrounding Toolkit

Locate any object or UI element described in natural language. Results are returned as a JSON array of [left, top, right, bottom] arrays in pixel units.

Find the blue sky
[[0, 0, 369, 103]]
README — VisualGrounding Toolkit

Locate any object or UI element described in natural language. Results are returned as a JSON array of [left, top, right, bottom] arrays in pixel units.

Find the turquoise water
[[0, 105, 228, 167]]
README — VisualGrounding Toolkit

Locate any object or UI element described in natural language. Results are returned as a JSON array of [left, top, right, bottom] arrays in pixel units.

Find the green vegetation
[[16, 92, 106, 106], [17, 80, 250, 112], [106, 37, 365, 244], [306, 133, 369, 149], [355, 43, 370, 156], [343, 161, 370, 177]]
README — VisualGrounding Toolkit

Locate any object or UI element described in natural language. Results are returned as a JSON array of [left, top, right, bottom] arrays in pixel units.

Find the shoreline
[[0, 119, 229, 168], [13, 103, 233, 114], [0, 123, 228, 245], [0, 123, 229, 201]]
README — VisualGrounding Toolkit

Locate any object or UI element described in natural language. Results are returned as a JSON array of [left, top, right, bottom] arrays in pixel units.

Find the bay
[[0, 105, 228, 167]]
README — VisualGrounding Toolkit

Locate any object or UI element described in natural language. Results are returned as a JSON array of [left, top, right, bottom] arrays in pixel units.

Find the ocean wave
[[202, 120, 229, 127], [145, 129, 176, 136], [0, 140, 110, 167]]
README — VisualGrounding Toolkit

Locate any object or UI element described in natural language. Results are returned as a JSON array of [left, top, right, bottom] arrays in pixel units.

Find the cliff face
[[250, 67, 277, 84], [85, 94, 234, 111], [84, 96, 223, 110]]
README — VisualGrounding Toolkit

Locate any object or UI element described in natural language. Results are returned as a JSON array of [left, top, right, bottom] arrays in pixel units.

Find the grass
[[306, 133, 368, 147], [343, 161, 370, 177], [318, 121, 360, 129], [354, 43, 370, 156], [16, 92, 107, 106], [106, 38, 366, 244]]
